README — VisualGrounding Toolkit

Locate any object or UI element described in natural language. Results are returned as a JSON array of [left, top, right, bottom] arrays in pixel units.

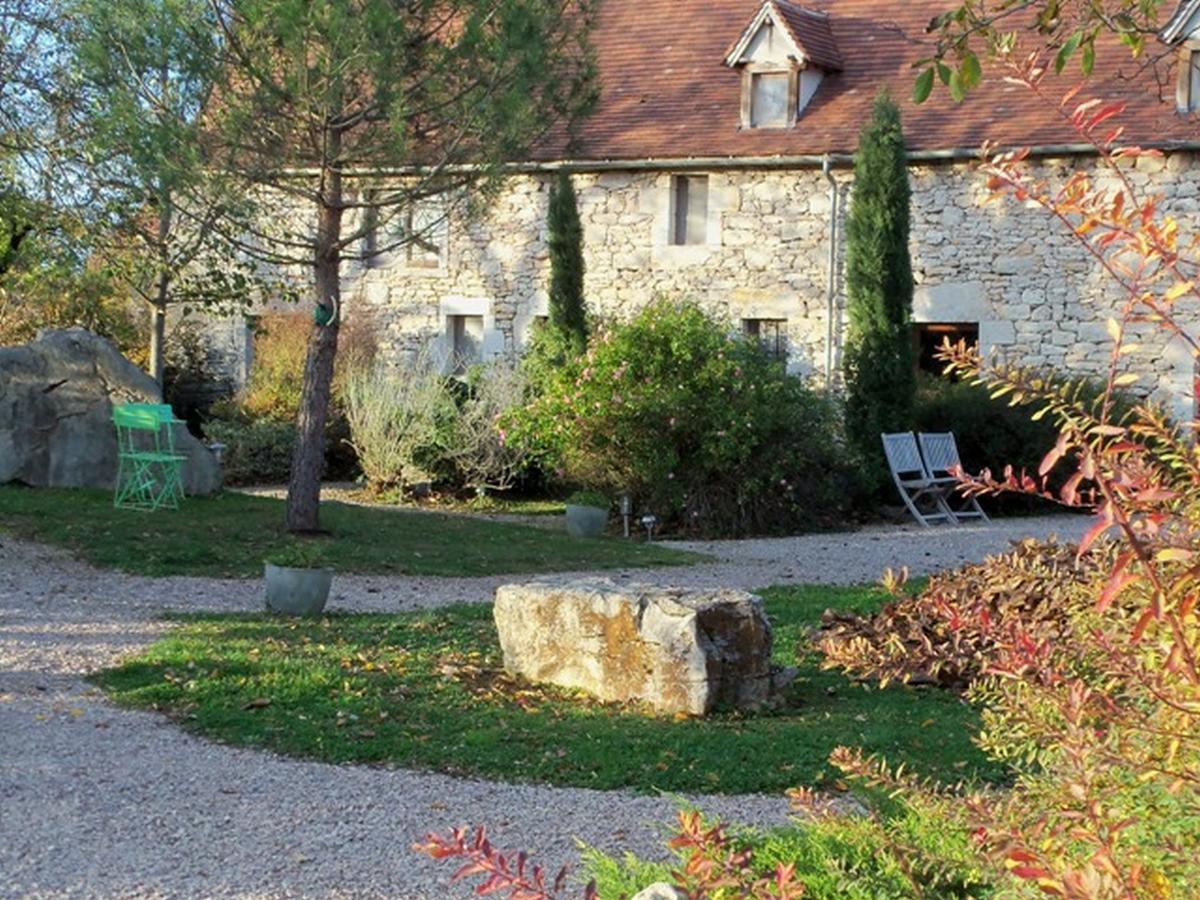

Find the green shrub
[[203, 418, 296, 485], [913, 372, 1141, 513], [507, 299, 850, 537], [583, 798, 992, 899], [913, 374, 1057, 512]]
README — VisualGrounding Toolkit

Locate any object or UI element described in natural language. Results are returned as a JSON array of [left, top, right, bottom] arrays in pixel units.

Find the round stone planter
[[263, 564, 333, 616], [565, 503, 609, 538]]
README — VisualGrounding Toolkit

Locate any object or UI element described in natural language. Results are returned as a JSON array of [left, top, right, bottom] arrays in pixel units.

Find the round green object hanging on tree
[[313, 302, 335, 327]]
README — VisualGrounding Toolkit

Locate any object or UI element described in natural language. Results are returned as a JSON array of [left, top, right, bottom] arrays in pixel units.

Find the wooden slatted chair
[[918, 431, 988, 523], [880, 432, 957, 527]]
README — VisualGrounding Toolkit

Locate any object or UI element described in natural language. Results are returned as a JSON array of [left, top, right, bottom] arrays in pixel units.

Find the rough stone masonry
[[493, 579, 794, 716]]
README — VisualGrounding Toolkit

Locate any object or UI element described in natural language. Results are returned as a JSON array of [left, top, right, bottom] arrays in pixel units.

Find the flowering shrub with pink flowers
[[505, 299, 850, 536]]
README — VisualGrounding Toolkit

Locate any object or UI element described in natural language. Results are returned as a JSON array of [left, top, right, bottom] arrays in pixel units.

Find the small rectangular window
[[750, 72, 790, 128], [406, 203, 447, 268], [449, 314, 484, 374], [1190, 50, 1200, 112], [364, 197, 447, 269], [670, 175, 708, 246], [743, 318, 787, 360], [914, 322, 979, 378]]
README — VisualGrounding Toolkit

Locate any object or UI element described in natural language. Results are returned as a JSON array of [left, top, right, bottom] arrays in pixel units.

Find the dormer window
[[751, 71, 790, 127], [724, 1, 841, 130], [1163, 2, 1200, 112]]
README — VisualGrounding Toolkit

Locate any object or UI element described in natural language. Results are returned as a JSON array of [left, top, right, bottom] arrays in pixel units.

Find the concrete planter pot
[[264, 564, 333, 616], [565, 503, 609, 538]]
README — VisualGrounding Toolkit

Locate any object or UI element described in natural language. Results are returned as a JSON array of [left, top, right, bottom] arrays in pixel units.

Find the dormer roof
[[724, 0, 843, 71], [1163, 0, 1200, 42]]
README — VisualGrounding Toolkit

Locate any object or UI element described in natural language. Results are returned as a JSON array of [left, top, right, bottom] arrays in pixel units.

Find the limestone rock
[[493, 579, 794, 715], [0, 328, 221, 495], [630, 884, 686, 900]]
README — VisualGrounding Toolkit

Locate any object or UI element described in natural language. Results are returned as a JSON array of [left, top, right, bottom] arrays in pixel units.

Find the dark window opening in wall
[[670, 175, 709, 245], [449, 314, 484, 375], [914, 322, 979, 378], [743, 318, 788, 360]]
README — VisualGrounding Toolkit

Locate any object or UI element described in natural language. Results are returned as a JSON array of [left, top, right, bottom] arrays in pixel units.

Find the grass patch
[[369, 490, 567, 517], [0, 486, 698, 578], [94, 584, 1003, 793]]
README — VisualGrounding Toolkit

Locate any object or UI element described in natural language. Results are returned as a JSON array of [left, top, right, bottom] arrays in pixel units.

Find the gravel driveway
[[0, 514, 1089, 899]]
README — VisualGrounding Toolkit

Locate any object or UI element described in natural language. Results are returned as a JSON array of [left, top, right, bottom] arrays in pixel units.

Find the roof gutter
[[315, 140, 1200, 179], [521, 141, 1200, 171]]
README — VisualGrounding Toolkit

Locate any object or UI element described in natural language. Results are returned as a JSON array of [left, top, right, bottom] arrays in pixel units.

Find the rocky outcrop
[[0, 328, 221, 494], [493, 579, 794, 716]]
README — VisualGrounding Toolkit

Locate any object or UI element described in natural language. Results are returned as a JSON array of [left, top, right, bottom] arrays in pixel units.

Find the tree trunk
[[284, 188, 343, 533], [148, 283, 167, 385], [150, 151, 173, 386]]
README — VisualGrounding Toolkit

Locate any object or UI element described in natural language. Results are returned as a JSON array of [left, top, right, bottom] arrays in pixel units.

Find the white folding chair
[[881, 432, 957, 527], [918, 432, 989, 523]]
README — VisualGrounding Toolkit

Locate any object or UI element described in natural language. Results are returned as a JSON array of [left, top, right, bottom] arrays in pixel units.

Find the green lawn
[[94, 583, 1002, 793], [0, 486, 698, 577]]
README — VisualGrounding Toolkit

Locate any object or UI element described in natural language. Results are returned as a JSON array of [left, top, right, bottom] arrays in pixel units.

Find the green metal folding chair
[[112, 404, 187, 511], [123, 403, 187, 504]]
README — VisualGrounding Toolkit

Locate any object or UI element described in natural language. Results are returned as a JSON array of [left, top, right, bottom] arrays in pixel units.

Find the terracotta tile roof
[[537, 0, 1199, 163], [772, 1, 843, 71]]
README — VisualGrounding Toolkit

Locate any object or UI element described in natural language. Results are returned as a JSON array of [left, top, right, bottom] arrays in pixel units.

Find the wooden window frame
[[1177, 43, 1200, 113], [362, 192, 448, 270], [740, 63, 799, 129], [669, 174, 709, 246]]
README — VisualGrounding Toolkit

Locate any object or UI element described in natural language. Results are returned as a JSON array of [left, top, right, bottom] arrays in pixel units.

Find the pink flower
[[667, 472, 675, 480]]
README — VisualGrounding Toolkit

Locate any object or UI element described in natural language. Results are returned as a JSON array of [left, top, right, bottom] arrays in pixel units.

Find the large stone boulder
[[493, 579, 794, 715], [0, 328, 221, 494]]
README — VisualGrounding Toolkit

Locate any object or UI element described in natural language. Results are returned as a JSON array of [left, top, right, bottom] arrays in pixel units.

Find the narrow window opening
[[1190, 50, 1200, 112], [449, 314, 484, 374], [670, 175, 708, 246]]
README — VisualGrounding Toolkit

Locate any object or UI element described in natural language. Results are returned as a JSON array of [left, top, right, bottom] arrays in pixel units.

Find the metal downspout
[[822, 154, 838, 391]]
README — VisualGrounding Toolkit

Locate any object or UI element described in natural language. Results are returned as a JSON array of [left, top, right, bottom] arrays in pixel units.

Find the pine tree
[[842, 91, 917, 489], [202, 0, 595, 532], [547, 171, 587, 349]]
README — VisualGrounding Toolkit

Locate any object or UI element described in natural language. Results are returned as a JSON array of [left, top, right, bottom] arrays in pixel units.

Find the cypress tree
[[842, 92, 917, 489], [547, 171, 588, 349]]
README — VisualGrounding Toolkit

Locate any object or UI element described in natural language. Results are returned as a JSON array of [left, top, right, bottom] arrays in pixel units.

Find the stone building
[[203, 0, 1200, 420]]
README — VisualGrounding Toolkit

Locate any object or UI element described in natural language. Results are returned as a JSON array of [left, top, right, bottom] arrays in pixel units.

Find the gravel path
[[0, 514, 1090, 899]]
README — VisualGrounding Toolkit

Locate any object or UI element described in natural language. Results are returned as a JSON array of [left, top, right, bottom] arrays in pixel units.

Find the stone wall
[[221, 152, 1200, 421]]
